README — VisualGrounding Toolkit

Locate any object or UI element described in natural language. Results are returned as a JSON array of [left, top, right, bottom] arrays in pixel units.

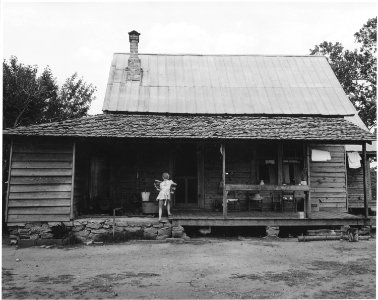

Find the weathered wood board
[[7, 139, 73, 223], [309, 144, 347, 212]]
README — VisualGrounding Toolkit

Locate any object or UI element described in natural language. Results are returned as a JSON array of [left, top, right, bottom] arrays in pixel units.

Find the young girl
[[156, 172, 177, 221]]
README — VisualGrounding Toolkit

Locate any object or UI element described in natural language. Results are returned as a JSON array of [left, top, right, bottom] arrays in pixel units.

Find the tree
[[3, 56, 96, 128], [310, 17, 376, 130]]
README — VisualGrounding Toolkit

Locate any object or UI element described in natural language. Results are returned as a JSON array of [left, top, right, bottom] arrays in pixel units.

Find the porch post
[[362, 142, 369, 218], [5, 139, 14, 223], [70, 142, 76, 220], [305, 144, 311, 218], [222, 144, 227, 219], [277, 142, 283, 185]]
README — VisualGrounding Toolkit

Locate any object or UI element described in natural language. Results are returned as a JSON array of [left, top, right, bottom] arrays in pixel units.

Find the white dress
[[157, 180, 174, 200]]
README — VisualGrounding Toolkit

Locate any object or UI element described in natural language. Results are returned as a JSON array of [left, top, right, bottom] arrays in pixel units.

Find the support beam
[[362, 142, 369, 218], [222, 144, 227, 219], [305, 144, 311, 218], [277, 142, 283, 185], [70, 142, 76, 220], [197, 143, 205, 208], [5, 139, 14, 223]]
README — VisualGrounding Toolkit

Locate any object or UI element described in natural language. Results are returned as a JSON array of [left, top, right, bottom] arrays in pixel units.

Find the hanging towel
[[311, 149, 331, 162], [347, 152, 361, 169]]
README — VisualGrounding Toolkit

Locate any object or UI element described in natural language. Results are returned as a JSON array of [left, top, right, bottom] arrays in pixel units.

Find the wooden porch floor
[[169, 209, 369, 227]]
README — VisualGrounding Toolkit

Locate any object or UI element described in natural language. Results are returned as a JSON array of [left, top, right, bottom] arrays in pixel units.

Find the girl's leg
[[167, 201, 171, 216], [158, 200, 163, 221]]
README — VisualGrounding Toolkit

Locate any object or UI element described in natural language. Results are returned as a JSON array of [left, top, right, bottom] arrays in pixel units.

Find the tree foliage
[[310, 17, 376, 129], [3, 56, 96, 128]]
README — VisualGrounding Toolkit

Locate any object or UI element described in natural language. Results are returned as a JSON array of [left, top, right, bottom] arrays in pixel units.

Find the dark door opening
[[174, 144, 198, 208]]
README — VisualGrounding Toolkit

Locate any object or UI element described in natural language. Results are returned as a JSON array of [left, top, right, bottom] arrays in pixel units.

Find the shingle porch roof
[[3, 114, 375, 142]]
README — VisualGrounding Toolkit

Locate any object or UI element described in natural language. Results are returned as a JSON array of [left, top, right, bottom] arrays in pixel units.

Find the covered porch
[[4, 114, 375, 227]]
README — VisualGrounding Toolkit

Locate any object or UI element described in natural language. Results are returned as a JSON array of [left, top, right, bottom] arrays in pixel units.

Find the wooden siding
[[7, 140, 73, 223], [309, 144, 347, 211], [347, 167, 375, 209]]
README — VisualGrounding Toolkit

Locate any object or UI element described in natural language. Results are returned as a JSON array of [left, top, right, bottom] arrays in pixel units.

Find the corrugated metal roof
[[102, 54, 357, 115]]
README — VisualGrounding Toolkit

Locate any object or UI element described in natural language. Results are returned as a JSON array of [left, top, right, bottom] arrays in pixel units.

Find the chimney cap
[[128, 30, 141, 42]]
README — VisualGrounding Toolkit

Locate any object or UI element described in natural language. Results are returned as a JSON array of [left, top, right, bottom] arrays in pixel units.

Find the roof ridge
[[114, 53, 326, 58]]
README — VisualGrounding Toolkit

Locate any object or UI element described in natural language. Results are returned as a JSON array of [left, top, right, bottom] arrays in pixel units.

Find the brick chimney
[[126, 30, 142, 81]]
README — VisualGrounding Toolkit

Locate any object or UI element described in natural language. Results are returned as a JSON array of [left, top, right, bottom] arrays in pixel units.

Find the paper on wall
[[311, 149, 331, 161]]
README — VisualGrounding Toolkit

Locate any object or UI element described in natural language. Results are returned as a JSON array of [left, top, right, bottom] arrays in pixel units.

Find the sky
[[3, 0, 376, 114]]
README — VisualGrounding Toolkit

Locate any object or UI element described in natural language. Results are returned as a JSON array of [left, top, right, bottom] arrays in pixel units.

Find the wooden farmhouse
[[3, 30, 376, 232]]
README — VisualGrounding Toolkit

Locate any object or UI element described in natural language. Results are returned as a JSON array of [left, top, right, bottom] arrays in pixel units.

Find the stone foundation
[[7, 218, 188, 244]]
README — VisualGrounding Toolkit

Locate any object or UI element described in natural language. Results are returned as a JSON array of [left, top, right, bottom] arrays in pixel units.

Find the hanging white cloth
[[311, 149, 331, 161], [347, 152, 362, 169]]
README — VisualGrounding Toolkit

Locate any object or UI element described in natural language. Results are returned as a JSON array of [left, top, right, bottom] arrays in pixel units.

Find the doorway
[[174, 144, 198, 208]]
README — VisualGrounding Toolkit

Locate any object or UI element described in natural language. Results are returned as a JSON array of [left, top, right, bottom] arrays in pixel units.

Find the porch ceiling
[[3, 114, 375, 142]]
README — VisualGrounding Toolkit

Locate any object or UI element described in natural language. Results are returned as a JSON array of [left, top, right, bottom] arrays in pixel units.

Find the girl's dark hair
[[162, 172, 170, 180]]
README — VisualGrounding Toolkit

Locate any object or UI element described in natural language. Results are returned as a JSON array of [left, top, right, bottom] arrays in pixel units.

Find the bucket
[[298, 212, 305, 219], [141, 192, 151, 202]]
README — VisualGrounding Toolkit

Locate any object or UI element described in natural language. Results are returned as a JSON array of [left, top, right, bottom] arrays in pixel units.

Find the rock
[[172, 231, 183, 238], [143, 227, 158, 239], [73, 230, 91, 242], [73, 220, 84, 226], [114, 226, 125, 232], [16, 258, 21, 262], [103, 224, 110, 229], [172, 226, 184, 238], [40, 245, 46, 248], [41, 223, 50, 230], [30, 234, 40, 240], [30, 226, 42, 234], [9, 235, 18, 240], [172, 225, 184, 231], [182, 233, 190, 240], [40, 233, 54, 239], [266, 226, 279, 237], [45, 245, 54, 249], [19, 235, 30, 240], [85, 241, 93, 246], [115, 221, 128, 227], [72, 225, 85, 232], [18, 229, 30, 235], [91, 228, 108, 234], [158, 227, 172, 238], [86, 223, 102, 230], [10, 240, 17, 245], [125, 226, 142, 233], [9, 229, 19, 236]]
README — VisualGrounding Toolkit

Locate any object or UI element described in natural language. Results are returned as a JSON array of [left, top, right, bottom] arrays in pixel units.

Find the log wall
[[7, 139, 74, 223], [309, 144, 347, 211]]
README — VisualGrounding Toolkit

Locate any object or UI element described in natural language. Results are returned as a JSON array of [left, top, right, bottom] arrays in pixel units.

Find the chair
[[271, 192, 282, 211], [281, 191, 297, 212], [248, 193, 263, 212]]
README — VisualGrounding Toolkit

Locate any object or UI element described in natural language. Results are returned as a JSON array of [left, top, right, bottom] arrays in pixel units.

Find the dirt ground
[[2, 237, 376, 299]]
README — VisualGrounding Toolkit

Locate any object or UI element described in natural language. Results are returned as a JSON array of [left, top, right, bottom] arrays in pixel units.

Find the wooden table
[[224, 184, 312, 218]]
